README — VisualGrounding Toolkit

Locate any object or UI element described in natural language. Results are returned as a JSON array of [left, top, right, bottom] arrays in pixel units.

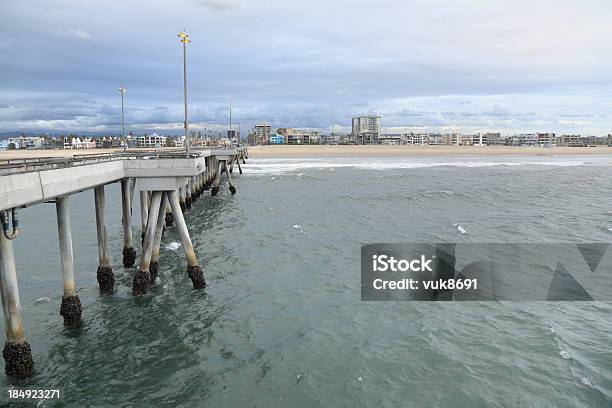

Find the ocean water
[[1, 155, 612, 407]]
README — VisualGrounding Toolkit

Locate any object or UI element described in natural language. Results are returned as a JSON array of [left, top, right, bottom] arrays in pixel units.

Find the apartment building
[[137, 133, 166, 148], [351, 115, 381, 144]]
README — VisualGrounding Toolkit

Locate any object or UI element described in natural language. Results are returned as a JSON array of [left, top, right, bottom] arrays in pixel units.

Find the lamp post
[[178, 31, 190, 158], [118, 82, 127, 150]]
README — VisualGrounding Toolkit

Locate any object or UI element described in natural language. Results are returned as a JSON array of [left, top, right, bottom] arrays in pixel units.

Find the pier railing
[[0, 147, 237, 176]]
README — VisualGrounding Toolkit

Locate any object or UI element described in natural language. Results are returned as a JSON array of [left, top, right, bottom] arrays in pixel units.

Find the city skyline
[[2, 0, 612, 135]]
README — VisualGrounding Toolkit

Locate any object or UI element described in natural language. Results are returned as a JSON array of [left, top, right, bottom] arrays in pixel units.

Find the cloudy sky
[[1, 0, 612, 135]]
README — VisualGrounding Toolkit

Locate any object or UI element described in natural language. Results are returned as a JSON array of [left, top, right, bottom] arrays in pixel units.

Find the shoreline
[[247, 145, 612, 158], [1, 145, 611, 160]]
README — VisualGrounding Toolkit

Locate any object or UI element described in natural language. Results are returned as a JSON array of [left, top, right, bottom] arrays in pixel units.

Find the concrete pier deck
[[0, 147, 246, 211]]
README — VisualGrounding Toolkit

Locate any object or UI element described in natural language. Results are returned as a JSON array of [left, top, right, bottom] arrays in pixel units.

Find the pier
[[0, 146, 247, 377]]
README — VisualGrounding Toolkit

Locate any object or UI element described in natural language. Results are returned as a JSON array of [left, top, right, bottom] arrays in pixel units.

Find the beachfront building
[[379, 134, 402, 145], [484, 132, 502, 145], [321, 133, 341, 144], [352, 115, 381, 144], [537, 132, 555, 147], [276, 128, 320, 144], [472, 133, 488, 146], [557, 134, 583, 147], [137, 133, 166, 148], [269, 133, 285, 144], [63, 137, 96, 149], [404, 133, 428, 145], [427, 133, 444, 145], [0, 136, 45, 150], [255, 123, 271, 145]]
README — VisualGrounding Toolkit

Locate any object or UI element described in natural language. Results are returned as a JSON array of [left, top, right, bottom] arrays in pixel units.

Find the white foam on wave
[[164, 242, 181, 251], [244, 157, 602, 175]]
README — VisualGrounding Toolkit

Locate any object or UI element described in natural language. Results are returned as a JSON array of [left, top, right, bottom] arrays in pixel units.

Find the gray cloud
[[191, 0, 239, 10], [55, 28, 92, 41], [1, 0, 612, 134]]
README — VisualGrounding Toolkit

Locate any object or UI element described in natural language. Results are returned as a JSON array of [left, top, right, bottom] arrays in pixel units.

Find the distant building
[[174, 136, 185, 148], [322, 133, 342, 144], [404, 133, 428, 145], [379, 134, 402, 145], [64, 137, 96, 149], [269, 133, 285, 144], [277, 128, 321, 144], [556, 134, 583, 147], [484, 132, 502, 145], [427, 133, 444, 145], [255, 123, 271, 145], [137, 133, 166, 148], [352, 115, 381, 144], [536, 132, 555, 147]]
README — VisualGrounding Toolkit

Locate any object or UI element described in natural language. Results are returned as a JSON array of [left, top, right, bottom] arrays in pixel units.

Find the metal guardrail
[[0, 146, 241, 176]]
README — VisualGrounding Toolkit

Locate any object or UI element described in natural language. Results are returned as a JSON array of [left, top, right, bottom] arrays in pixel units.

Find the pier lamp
[[117, 82, 127, 151], [178, 30, 190, 157]]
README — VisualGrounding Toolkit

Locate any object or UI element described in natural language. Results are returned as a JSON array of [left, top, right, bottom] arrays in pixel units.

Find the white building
[[137, 133, 166, 148], [405, 133, 428, 145], [64, 137, 96, 149], [174, 136, 185, 148]]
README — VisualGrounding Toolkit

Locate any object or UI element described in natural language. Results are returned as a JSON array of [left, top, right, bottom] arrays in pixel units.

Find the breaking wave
[[244, 157, 610, 175]]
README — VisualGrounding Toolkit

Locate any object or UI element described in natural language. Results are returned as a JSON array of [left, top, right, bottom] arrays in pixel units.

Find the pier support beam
[[139, 190, 149, 244], [0, 234, 34, 377], [211, 160, 223, 196], [236, 157, 243, 174], [121, 179, 136, 268], [164, 201, 174, 227], [94, 186, 114, 293], [179, 187, 186, 213], [203, 158, 211, 190], [133, 191, 162, 296], [185, 182, 192, 209], [55, 196, 82, 328], [225, 161, 237, 195], [168, 190, 206, 289], [191, 176, 198, 201], [150, 193, 168, 286]]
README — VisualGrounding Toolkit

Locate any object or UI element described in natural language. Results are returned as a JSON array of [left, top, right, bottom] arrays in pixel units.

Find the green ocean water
[[1, 155, 611, 407]]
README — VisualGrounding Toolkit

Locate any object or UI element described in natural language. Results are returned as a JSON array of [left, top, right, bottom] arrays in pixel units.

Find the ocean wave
[[243, 158, 602, 174]]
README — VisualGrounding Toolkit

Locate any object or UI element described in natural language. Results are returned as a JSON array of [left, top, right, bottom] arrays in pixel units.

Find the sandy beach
[[247, 144, 612, 158], [1, 145, 611, 161]]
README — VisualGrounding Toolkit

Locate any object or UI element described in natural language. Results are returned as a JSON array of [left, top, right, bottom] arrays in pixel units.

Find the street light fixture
[[117, 82, 127, 150], [178, 30, 190, 157]]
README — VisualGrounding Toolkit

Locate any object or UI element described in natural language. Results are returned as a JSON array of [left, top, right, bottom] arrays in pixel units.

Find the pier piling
[[203, 158, 211, 190], [236, 158, 243, 175], [165, 201, 174, 227], [211, 160, 223, 196], [179, 187, 186, 213], [149, 193, 168, 286], [185, 182, 192, 209], [168, 190, 206, 288], [55, 196, 82, 328], [94, 186, 114, 293], [139, 190, 149, 244], [133, 191, 162, 295], [0, 234, 34, 377], [225, 161, 237, 195], [121, 179, 137, 268]]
